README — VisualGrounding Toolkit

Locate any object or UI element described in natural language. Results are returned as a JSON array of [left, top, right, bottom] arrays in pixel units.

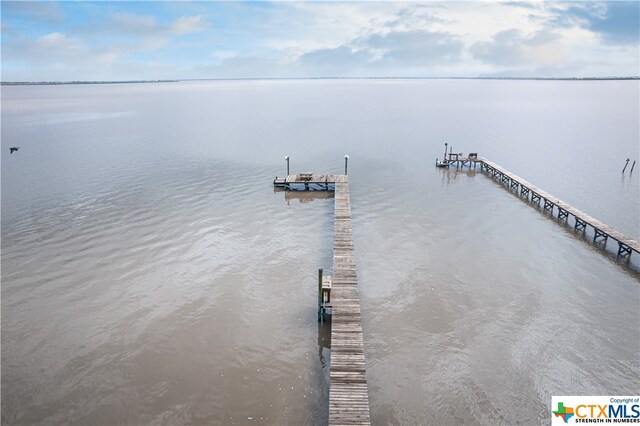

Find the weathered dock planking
[[273, 172, 371, 425], [475, 157, 640, 259], [329, 175, 371, 426]]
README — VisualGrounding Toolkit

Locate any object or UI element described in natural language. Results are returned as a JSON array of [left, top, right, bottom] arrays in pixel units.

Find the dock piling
[[622, 158, 630, 173], [318, 268, 324, 322]]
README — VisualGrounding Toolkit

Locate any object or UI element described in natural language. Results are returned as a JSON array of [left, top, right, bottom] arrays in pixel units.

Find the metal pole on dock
[[318, 268, 324, 322], [444, 143, 448, 161], [344, 155, 349, 175], [622, 158, 630, 173], [285, 156, 290, 175]]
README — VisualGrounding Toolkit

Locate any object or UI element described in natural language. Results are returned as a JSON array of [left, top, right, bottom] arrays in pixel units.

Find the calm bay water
[[2, 79, 639, 425]]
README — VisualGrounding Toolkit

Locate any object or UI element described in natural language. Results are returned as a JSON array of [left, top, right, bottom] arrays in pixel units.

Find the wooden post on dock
[[344, 155, 349, 175], [318, 268, 324, 322], [285, 156, 290, 175]]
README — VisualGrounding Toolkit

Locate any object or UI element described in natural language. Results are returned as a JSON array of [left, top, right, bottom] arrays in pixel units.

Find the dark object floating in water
[[9, 147, 20, 154]]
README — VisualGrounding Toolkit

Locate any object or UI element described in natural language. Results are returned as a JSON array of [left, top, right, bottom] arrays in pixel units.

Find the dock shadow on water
[[317, 320, 332, 372], [273, 187, 335, 206], [437, 167, 479, 185]]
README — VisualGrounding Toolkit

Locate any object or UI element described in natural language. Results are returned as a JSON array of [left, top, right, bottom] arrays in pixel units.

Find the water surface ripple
[[2, 80, 638, 425]]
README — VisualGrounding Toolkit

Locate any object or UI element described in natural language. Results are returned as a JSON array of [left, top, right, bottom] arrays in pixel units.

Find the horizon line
[[2, 76, 639, 85]]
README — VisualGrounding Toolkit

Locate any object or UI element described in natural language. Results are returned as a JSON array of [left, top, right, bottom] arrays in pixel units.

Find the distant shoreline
[[1, 80, 179, 86], [2, 76, 638, 86]]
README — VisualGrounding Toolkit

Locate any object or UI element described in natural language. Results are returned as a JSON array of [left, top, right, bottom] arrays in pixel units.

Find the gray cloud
[[295, 30, 464, 76], [104, 13, 209, 37], [298, 46, 372, 75], [470, 29, 562, 67], [360, 30, 464, 66], [107, 13, 158, 36]]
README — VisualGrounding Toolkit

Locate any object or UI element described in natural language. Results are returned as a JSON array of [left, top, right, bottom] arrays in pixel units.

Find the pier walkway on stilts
[[480, 158, 640, 258], [442, 154, 640, 259]]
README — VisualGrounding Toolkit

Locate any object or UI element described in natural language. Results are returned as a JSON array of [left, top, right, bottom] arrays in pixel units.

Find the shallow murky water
[[2, 79, 638, 425]]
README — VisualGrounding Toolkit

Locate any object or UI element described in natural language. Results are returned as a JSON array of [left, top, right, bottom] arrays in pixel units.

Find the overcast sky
[[2, 1, 638, 81]]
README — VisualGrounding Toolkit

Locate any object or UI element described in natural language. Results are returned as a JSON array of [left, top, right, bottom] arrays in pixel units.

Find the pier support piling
[[593, 228, 609, 245], [558, 208, 569, 221], [618, 242, 632, 258], [531, 192, 541, 205]]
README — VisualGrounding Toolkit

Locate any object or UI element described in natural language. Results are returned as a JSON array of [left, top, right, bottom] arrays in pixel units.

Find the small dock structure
[[274, 171, 371, 425], [274, 173, 338, 191]]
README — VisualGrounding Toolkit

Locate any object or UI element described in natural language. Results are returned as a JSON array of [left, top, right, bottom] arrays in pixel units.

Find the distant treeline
[[1, 80, 179, 86]]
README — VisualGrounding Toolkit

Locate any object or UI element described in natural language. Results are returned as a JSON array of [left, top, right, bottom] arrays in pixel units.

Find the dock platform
[[273, 173, 339, 191]]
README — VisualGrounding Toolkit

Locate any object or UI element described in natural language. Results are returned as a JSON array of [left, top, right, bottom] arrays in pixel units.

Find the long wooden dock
[[444, 156, 640, 259], [274, 172, 371, 425], [329, 176, 371, 425]]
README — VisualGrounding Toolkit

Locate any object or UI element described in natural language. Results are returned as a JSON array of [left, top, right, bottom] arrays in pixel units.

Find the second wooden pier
[[440, 153, 640, 259]]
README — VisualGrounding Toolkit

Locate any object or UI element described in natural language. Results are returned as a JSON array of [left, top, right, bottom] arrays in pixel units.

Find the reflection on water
[[273, 187, 336, 206], [317, 321, 332, 371]]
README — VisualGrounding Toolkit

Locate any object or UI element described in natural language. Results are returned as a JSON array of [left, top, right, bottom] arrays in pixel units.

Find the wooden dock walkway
[[274, 172, 371, 425], [476, 158, 640, 258], [329, 175, 371, 426]]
